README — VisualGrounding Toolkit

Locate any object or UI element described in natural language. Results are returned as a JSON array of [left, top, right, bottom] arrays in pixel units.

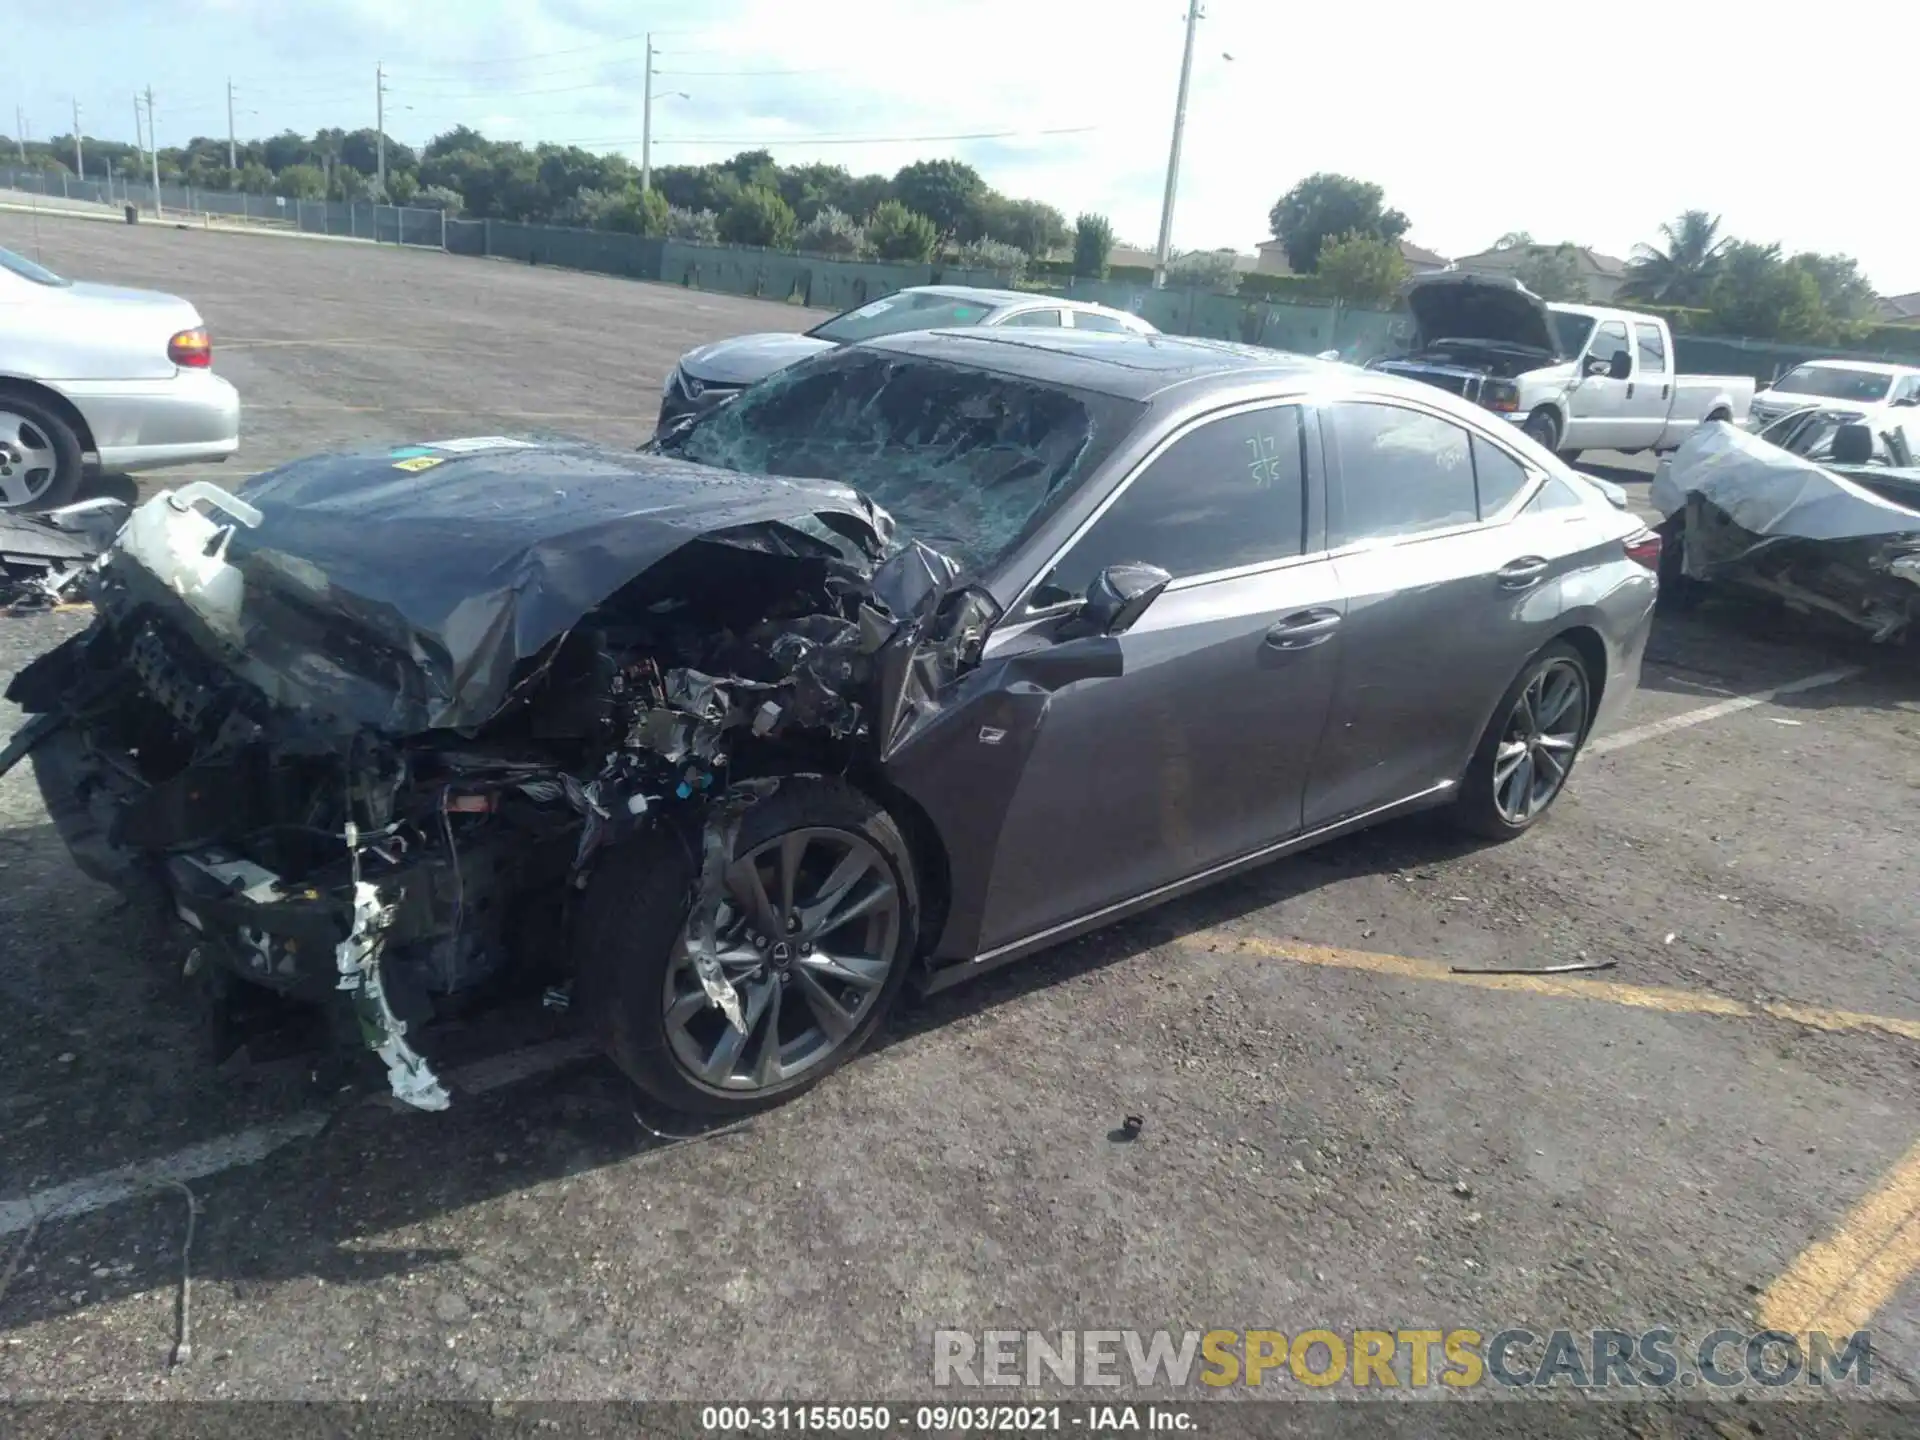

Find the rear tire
[[1452, 641, 1593, 841], [0, 393, 84, 511], [573, 777, 920, 1116]]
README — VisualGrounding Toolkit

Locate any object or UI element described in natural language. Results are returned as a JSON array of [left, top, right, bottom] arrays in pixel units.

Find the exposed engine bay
[[1652, 421, 1920, 643], [1, 441, 1003, 1110]]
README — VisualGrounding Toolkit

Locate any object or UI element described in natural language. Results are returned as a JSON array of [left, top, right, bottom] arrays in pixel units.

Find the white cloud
[[24, 0, 1920, 290]]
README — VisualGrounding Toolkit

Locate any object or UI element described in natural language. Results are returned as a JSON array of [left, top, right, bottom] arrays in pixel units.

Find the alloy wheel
[[1492, 658, 1588, 825], [663, 826, 902, 1093], [0, 411, 60, 509]]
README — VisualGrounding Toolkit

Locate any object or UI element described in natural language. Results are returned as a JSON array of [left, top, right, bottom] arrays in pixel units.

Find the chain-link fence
[[0, 165, 448, 248]]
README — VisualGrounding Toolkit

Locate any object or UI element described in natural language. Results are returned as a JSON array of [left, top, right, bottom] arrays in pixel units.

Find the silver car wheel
[[0, 411, 61, 509], [663, 826, 902, 1093], [1492, 658, 1588, 825]]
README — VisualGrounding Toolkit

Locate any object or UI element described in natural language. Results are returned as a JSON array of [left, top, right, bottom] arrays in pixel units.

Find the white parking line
[[0, 1038, 596, 1237], [0, 665, 1873, 1237], [1590, 665, 1863, 756]]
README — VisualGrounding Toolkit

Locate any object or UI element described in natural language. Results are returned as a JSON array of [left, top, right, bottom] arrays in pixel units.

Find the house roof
[[1254, 236, 1449, 267], [1877, 291, 1920, 322], [1454, 243, 1627, 278]]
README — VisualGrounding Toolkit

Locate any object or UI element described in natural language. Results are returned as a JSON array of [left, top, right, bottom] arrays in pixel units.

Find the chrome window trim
[[1004, 385, 1553, 623], [1005, 393, 1319, 621], [1321, 389, 1549, 544]]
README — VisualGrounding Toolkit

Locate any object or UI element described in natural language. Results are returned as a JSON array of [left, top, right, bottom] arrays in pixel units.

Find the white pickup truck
[[1371, 273, 1754, 460]]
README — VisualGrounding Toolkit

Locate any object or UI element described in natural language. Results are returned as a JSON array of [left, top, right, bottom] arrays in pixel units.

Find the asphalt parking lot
[[3, 213, 1920, 1418]]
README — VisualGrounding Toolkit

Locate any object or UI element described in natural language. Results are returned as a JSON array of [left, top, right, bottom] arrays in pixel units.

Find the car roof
[[907, 284, 1141, 322], [854, 327, 1348, 403], [1790, 358, 1918, 377]]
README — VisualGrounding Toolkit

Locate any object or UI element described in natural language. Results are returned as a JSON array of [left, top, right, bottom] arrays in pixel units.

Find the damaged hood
[[1653, 422, 1920, 542], [1404, 273, 1561, 357], [106, 439, 896, 736], [680, 332, 838, 387]]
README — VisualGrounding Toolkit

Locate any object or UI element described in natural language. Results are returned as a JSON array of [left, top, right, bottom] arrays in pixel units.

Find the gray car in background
[[0, 245, 239, 510], [656, 284, 1155, 433]]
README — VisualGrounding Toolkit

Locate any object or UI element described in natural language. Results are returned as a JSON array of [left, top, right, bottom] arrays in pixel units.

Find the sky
[[13, 0, 1919, 294]]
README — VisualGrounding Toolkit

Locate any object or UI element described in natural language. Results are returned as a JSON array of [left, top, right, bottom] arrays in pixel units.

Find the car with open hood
[[4, 331, 1656, 1116], [1370, 274, 1752, 460], [656, 284, 1156, 434]]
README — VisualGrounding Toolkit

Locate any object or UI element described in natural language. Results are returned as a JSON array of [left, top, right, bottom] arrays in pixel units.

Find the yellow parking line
[[1199, 933, 1920, 1043], [1759, 1139, 1920, 1344]]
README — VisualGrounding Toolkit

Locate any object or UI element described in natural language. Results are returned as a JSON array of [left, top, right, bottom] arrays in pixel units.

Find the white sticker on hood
[[428, 436, 540, 454]]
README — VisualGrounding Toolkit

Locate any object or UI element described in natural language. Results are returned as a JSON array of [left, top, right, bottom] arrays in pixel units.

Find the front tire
[[1452, 641, 1593, 841], [1522, 408, 1561, 454], [574, 777, 921, 1116], [0, 394, 84, 511]]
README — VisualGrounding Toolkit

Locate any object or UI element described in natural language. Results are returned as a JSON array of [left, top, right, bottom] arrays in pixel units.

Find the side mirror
[[1070, 562, 1171, 638], [1607, 350, 1632, 381], [1892, 395, 1919, 409]]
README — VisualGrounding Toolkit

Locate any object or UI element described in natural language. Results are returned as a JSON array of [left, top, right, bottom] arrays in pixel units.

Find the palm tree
[[1620, 211, 1728, 306]]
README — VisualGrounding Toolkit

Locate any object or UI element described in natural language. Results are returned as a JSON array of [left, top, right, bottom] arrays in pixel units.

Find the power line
[[547, 124, 1102, 149]]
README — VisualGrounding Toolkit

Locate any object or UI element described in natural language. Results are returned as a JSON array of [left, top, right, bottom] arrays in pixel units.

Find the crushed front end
[[2, 443, 944, 1109]]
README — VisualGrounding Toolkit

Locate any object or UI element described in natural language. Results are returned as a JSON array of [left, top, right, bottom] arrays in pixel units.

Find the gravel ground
[[2, 214, 1918, 1424]]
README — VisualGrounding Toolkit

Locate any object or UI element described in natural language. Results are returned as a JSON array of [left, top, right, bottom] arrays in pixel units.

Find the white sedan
[[0, 245, 239, 510]]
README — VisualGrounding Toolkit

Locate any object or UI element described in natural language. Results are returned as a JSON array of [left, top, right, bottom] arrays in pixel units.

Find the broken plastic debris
[[334, 880, 450, 1111], [1448, 959, 1618, 976]]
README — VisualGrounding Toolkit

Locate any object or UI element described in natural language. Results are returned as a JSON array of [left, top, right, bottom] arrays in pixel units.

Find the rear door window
[[1034, 405, 1308, 605], [1069, 311, 1136, 333], [1471, 434, 1532, 517], [1326, 402, 1478, 544], [1634, 323, 1668, 374], [1000, 309, 1065, 327]]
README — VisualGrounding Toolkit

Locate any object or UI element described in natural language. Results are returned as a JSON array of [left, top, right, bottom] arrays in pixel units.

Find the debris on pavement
[[1449, 959, 1619, 976], [0, 497, 127, 612]]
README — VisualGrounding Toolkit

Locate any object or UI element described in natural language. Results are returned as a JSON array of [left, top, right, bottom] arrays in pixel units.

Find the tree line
[[2, 128, 1890, 340], [1262, 173, 1887, 345], [2, 126, 1114, 273]]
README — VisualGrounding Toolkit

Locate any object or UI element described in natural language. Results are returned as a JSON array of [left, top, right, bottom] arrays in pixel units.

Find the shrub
[[867, 200, 938, 262], [666, 205, 720, 243], [953, 237, 1028, 279], [795, 205, 865, 257], [1073, 213, 1115, 279], [718, 185, 797, 249]]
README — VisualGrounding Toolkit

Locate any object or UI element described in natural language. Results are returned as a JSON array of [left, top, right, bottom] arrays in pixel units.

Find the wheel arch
[[859, 772, 953, 968], [1550, 622, 1609, 733], [0, 377, 98, 456]]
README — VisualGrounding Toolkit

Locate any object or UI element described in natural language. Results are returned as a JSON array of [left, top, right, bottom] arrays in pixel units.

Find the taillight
[[168, 327, 212, 368], [1624, 528, 1663, 570]]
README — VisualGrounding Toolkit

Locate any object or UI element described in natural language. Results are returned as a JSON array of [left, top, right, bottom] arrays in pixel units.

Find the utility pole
[[144, 87, 163, 217], [1152, 2, 1202, 289], [13, 107, 24, 162], [71, 99, 84, 180], [375, 63, 387, 194], [227, 79, 237, 170], [640, 33, 654, 193]]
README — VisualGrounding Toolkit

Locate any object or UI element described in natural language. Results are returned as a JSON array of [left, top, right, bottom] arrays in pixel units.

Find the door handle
[[1626, 382, 1636, 399], [1497, 557, 1550, 590], [1263, 608, 1342, 650], [1662, 383, 1670, 399]]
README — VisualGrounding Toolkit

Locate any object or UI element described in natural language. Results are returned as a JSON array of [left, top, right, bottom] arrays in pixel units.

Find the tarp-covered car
[[1651, 419, 1920, 639], [5, 331, 1656, 1115]]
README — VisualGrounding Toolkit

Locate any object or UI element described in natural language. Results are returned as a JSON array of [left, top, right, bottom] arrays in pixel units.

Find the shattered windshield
[[1772, 366, 1896, 403], [808, 291, 999, 344], [664, 349, 1142, 571]]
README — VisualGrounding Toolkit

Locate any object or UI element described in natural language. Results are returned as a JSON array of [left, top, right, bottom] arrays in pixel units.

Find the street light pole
[[376, 63, 388, 194], [640, 33, 654, 193], [144, 87, 162, 217], [1152, 2, 1202, 289], [227, 79, 237, 170], [71, 99, 84, 180]]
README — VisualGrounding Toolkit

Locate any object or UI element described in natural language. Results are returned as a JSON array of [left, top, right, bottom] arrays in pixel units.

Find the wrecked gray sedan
[[1652, 418, 1920, 639], [3, 330, 1657, 1115]]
